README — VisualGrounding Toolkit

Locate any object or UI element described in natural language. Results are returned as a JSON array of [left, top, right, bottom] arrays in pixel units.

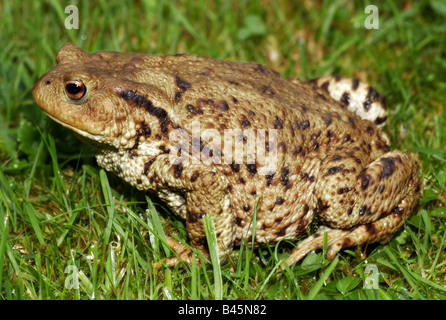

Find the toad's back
[[33, 44, 420, 266]]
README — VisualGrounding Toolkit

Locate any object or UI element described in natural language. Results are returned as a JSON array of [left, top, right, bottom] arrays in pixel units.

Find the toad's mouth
[[44, 113, 115, 151], [45, 113, 99, 139]]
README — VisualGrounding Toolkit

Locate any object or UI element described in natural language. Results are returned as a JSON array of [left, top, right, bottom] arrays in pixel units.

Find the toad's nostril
[[46, 80, 51, 85]]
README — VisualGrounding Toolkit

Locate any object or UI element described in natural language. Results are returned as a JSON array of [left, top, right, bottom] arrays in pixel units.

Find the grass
[[1, 0, 446, 300]]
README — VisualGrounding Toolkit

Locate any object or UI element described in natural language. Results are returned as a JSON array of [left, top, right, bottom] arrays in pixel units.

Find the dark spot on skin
[[313, 139, 319, 151], [378, 185, 385, 193], [321, 81, 329, 92], [235, 217, 243, 226], [303, 204, 310, 215], [136, 179, 142, 184], [175, 76, 191, 91], [265, 172, 275, 186], [347, 208, 353, 215], [45, 80, 51, 85], [247, 163, 257, 175], [248, 110, 255, 117], [341, 92, 350, 106], [276, 228, 287, 237], [392, 206, 404, 216], [376, 138, 388, 151], [317, 93, 327, 101], [119, 90, 170, 134], [331, 154, 343, 162], [344, 134, 351, 142], [365, 223, 376, 235], [243, 204, 250, 212], [274, 116, 283, 129], [275, 197, 285, 205], [215, 100, 229, 111], [363, 87, 382, 111], [317, 199, 329, 213], [229, 80, 240, 86], [278, 141, 287, 152], [230, 96, 238, 103], [359, 170, 371, 191], [241, 119, 251, 128], [380, 157, 396, 179], [265, 141, 271, 152], [366, 126, 374, 135], [280, 167, 291, 189], [375, 116, 387, 125], [299, 120, 310, 130], [292, 146, 303, 155], [255, 64, 266, 73], [415, 182, 421, 193], [327, 166, 343, 175], [159, 145, 169, 153], [334, 75, 341, 82], [342, 237, 353, 248], [186, 104, 196, 113], [359, 206, 371, 215], [348, 117, 356, 128], [141, 125, 151, 137], [174, 91, 183, 102], [173, 163, 183, 178], [352, 78, 359, 90], [338, 187, 352, 194], [195, 237, 208, 250], [190, 170, 200, 182], [149, 174, 159, 183], [260, 85, 275, 96], [238, 177, 246, 184], [230, 161, 240, 173], [187, 211, 205, 223], [324, 117, 332, 127], [143, 158, 156, 175], [307, 78, 318, 86]]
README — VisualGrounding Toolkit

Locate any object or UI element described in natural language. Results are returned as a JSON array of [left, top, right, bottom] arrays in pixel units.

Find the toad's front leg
[[147, 154, 235, 267]]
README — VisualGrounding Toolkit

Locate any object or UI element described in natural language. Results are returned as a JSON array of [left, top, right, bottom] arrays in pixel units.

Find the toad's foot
[[284, 181, 419, 267], [154, 236, 205, 269]]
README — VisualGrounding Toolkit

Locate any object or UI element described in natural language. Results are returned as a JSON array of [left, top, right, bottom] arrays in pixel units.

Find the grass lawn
[[0, 0, 445, 300]]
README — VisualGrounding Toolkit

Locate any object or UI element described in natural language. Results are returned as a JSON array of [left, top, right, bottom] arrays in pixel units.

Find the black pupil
[[66, 83, 83, 95]]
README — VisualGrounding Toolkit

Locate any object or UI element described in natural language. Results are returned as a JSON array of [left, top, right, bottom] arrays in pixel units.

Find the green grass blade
[[23, 202, 46, 245], [203, 214, 222, 300], [146, 196, 170, 257], [305, 257, 339, 300], [99, 169, 115, 244]]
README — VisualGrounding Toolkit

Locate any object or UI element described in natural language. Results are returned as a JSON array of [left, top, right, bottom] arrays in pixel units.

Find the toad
[[33, 44, 421, 267]]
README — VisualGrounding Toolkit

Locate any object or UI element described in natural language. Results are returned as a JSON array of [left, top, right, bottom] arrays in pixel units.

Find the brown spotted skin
[[33, 44, 421, 267]]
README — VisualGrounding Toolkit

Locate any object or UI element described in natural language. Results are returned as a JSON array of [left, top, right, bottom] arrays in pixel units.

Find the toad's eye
[[65, 80, 87, 100]]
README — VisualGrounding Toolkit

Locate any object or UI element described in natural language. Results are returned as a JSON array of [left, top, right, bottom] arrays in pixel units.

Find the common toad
[[33, 44, 421, 266]]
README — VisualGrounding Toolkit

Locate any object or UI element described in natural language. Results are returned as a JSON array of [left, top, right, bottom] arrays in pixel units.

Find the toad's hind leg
[[285, 150, 421, 266], [285, 188, 418, 266], [303, 76, 388, 127]]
